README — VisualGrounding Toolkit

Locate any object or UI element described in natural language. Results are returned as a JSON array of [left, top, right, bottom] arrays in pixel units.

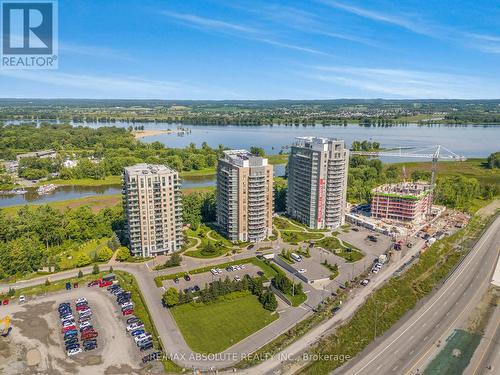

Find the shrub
[[116, 246, 131, 262], [96, 246, 113, 262], [76, 253, 91, 267], [92, 263, 100, 275]]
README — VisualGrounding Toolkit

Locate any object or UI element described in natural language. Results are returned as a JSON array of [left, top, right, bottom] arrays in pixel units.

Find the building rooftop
[[222, 149, 268, 167], [293, 136, 344, 151], [124, 163, 177, 175], [372, 182, 432, 199]]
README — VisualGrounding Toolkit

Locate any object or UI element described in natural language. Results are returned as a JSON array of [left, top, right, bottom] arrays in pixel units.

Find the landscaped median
[[315, 237, 364, 262], [153, 257, 278, 287]]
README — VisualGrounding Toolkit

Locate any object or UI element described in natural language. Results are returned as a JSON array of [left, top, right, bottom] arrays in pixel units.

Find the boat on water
[[0, 188, 28, 196], [37, 184, 57, 195]]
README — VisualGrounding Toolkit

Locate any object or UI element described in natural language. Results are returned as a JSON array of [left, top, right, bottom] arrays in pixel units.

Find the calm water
[[0, 166, 286, 208], [78, 121, 499, 158], [1, 121, 498, 208]]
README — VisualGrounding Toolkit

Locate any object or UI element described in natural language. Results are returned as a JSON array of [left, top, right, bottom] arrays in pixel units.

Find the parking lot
[[164, 263, 263, 291], [338, 226, 392, 258], [0, 288, 163, 375]]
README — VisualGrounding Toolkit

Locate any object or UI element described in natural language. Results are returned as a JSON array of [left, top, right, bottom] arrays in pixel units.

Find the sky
[[1, 0, 500, 99]]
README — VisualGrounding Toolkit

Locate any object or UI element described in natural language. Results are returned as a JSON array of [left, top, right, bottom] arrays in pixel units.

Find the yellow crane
[[0, 315, 11, 337]]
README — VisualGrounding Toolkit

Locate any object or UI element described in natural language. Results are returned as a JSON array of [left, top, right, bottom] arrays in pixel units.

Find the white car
[[62, 320, 75, 327], [67, 347, 82, 356], [372, 268, 379, 274], [210, 269, 217, 275], [61, 315, 74, 322], [127, 323, 144, 332], [298, 268, 306, 273], [134, 333, 151, 343], [75, 297, 87, 304], [19, 295, 26, 304], [80, 321, 91, 328], [234, 276, 241, 282], [240, 265, 246, 270]]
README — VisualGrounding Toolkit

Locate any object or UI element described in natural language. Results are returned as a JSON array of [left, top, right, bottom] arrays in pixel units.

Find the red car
[[62, 325, 76, 333], [2, 299, 8, 305], [87, 280, 101, 287], [76, 304, 89, 311], [81, 332, 98, 340], [122, 309, 134, 316], [99, 280, 113, 288]]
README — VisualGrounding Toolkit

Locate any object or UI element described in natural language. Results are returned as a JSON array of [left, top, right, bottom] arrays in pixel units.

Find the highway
[[337, 214, 500, 375]]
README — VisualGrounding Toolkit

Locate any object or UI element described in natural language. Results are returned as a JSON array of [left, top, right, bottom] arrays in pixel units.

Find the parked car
[[75, 298, 87, 304], [99, 280, 113, 288], [127, 323, 144, 332], [18, 295, 26, 304], [80, 326, 94, 333], [67, 347, 82, 356], [332, 306, 341, 314], [131, 329, 145, 337], [360, 279, 370, 286], [183, 274, 191, 281], [65, 343, 80, 351], [84, 343, 97, 351], [140, 342, 153, 351], [64, 330, 78, 339], [64, 337, 79, 346], [81, 332, 98, 340], [123, 309, 134, 316], [126, 317, 141, 325], [62, 325, 77, 333], [87, 280, 100, 287], [173, 277, 180, 284]]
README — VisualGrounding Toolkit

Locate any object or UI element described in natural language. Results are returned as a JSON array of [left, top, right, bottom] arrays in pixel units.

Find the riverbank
[[1, 185, 215, 216], [133, 129, 182, 138]]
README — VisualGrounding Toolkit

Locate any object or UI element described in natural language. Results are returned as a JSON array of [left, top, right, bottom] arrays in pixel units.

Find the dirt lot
[[0, 288, 162, 375]]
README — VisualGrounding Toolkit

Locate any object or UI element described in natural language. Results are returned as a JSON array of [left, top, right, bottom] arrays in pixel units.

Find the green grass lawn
[[179, 168, 216, 177], [58, 237, 110, 270], [285, 291, 308, 307], [41, 175, 121, 186], [316, 237, 364, 262], [281, 231, 324, 244], [391, 158, 500, 185], [267, 154, 288, 165], [170, 292, 279, 353]]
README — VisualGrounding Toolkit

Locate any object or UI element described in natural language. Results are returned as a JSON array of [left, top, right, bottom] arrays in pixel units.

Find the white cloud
[[60, 42, 134, 61], [0, 70, 242, 99], [301, 66, 499, 99], [160, 10, 326, 55]]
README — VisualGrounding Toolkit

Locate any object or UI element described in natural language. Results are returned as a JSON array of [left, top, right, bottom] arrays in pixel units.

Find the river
[[1, 121, 498, 208]]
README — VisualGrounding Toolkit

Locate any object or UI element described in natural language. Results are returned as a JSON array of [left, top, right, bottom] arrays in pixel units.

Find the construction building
[[371, 182, 432, 222], [216, 150, 273, 242], [286, 136, 349, 229], [122, 164, 183, 257]]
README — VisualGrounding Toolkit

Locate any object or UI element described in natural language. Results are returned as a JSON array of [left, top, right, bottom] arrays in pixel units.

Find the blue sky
[[1, 0, 500, 99]]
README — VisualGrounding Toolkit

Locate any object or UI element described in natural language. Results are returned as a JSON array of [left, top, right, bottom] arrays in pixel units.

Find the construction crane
[[350, 144, 466, 215]]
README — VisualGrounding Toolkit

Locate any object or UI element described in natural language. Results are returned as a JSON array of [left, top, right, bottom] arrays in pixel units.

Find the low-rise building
[[371, 182, 432, 222]]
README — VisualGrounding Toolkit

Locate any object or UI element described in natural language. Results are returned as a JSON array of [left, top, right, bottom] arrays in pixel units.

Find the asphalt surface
[[337, 214, 500, 375]]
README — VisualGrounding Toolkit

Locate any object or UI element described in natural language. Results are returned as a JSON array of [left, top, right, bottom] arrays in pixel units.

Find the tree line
[[0, 205, 124, 278], [162, 273, 278, 311]]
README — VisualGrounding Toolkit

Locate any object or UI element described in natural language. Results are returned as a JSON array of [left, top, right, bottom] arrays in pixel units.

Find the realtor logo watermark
[[1, 0, 58, 69]]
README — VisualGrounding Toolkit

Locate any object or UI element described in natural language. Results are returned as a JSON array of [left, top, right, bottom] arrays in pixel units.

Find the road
[[226, 238, 427, 374], [336, 214, 500, 375]]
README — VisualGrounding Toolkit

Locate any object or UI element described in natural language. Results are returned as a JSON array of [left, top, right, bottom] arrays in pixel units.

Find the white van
[[291, 253, 302, 262]]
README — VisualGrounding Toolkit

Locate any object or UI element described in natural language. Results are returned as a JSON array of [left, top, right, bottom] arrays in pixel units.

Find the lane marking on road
[[424, 336, 428, 341], [403, 227, 500, 375], [409, 335, 414, 341], [392, 365, 398, 371], [349, 218, 500, 375]]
